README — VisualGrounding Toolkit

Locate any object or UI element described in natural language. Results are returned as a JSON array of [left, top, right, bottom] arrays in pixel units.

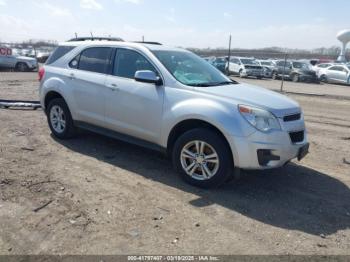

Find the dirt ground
[[0, 72, 349, 255]]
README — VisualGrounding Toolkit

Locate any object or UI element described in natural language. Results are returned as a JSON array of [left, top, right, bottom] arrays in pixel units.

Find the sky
[[0, 0, 349, 49]]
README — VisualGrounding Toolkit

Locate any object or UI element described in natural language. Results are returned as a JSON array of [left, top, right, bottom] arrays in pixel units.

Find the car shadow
[[53, 131, 350, 237]]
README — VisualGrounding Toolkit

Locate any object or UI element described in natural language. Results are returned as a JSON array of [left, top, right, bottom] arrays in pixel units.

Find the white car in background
[[318, 64, 350, 85], [314, 63, 334, 78], [227, 57, 264, 78]]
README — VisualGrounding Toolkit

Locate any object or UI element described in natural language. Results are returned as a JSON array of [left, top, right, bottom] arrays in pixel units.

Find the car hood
[[195, 82, 300, 117]]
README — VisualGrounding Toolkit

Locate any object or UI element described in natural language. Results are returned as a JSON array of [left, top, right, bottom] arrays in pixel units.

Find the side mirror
[[135, 70, 162, 85]]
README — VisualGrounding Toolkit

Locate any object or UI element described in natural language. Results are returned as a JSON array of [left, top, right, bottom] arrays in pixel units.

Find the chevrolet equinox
[[39, 39, 309, 188]]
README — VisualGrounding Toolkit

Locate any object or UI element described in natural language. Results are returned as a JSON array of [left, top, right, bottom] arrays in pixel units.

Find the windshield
[[260, 61, 273, 66], [293, 62, 311, 70], [240, 59, 259, 65], [152, 50, 234, 86], [216, 58, 226, 63]]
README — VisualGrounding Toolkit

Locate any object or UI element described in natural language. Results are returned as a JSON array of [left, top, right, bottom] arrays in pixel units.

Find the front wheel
[[15, 62, 29, 72], [172, 128, 233, 188], [292, 74, 299, 82], [320, 75, 328, 83], [272, 71, 278, 80]]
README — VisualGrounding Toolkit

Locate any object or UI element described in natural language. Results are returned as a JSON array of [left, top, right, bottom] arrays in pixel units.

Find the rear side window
[[78, 47, 112, 74], [113, 49, 157, 79], [46, 46, 76, 65], [329, 66, 343, 71]]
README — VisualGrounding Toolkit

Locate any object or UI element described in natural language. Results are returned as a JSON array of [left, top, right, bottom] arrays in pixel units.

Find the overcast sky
[[0, 0, 349, 49]]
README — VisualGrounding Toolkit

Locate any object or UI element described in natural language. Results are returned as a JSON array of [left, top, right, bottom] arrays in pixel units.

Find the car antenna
[[90, 31, 94, 40]]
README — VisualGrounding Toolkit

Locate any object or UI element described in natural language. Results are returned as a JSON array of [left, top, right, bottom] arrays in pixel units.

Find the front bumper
[[227, 129, 309, 169], [298, 74, 318, 82], [242, 69, 264, 77]]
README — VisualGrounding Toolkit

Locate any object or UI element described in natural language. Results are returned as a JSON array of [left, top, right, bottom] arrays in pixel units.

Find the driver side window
[[113, 49, 157, 79]]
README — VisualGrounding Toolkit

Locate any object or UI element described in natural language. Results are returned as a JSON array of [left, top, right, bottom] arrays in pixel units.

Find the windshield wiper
[[188, 81, 237, 87], [188, 83, 213, 87], [215, 81, 236, 86]]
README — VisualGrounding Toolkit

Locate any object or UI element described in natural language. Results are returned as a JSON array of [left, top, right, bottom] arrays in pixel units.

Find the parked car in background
[[0, 47, 38, 71], [39, 38, 308, 188], [36, 50, 51, 63], [257, 60, 275, 78], [202, 56, 215, 63], [211, 57, 227, 73], [314, 63, 334, 78], [272, 60, 318, 83], [318, 64, 350, 85], [227, 57, 264, 78]]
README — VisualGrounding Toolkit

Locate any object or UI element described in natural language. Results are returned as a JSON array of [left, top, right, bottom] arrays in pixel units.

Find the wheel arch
[[166, 119, 234, 165], [44, 91, 65, 113]]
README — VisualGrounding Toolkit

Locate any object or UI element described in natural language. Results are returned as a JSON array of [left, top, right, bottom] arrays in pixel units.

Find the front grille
[[283, 113, 301, 122], [289, 131, 304, 143]]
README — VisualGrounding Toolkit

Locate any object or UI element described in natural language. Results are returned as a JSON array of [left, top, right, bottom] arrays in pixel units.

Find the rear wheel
[[172, 128, 233, 188], [47, 98, 76, 139]]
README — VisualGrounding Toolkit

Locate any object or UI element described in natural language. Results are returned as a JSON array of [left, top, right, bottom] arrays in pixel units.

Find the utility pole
[[226, 34, 232, 76], [142, 36, 145, 42], [280, 53, 288, 92]]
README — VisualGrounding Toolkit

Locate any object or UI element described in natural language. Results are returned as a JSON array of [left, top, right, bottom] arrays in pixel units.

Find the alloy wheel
[[180, 140, 219, 181], [49, 105, 66, 134]]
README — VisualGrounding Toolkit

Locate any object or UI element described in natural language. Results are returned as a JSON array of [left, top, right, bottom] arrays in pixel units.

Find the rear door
[[67, 47, 113, 126], [327, 66, 347, 83], [104, 48, 164, 143]]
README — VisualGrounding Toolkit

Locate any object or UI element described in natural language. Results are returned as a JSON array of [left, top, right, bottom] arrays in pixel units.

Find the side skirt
[[74, 121, 167, 154]]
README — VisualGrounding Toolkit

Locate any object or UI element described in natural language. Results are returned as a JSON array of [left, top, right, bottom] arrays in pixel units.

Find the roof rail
[[133, 41, 162, 45], [68, 37, 124, 42]]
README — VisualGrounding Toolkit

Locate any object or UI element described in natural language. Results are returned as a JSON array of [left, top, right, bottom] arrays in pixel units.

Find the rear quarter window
[[46, 46, 76, 65]]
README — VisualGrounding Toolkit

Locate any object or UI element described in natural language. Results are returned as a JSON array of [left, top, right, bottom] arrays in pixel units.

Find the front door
[[104, 48, 164, 144]]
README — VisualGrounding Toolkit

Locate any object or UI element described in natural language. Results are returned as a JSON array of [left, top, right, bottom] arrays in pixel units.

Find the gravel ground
[[0, 73, 349, 255]]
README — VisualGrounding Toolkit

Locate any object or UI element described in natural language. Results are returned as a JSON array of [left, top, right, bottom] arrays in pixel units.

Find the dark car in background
[[272, 60, 318, 83], [211, 57, 227, 73]]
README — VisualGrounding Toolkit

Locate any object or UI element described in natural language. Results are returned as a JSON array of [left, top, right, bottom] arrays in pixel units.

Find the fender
[[40, 76, 75, 116], [160, 97, 255, 148]]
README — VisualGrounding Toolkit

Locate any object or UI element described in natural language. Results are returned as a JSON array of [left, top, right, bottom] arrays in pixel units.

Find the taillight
[[38, 67, 45, 81]]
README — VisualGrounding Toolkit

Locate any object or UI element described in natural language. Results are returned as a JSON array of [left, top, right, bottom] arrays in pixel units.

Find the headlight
[[238, 105, 281, 132]]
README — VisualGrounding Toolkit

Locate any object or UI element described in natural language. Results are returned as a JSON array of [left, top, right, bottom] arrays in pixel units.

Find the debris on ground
[[20, 147, 35, 151], [343, 158, 350, 165], [33, 200, 53, 212]]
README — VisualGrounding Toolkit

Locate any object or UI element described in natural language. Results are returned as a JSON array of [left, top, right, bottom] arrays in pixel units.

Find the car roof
[[58, 40, 185, 52]]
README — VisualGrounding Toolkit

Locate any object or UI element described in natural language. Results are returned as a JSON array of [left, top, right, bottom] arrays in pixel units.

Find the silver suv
[[39, 39, 309, 188], [0, 47, 38, 72]]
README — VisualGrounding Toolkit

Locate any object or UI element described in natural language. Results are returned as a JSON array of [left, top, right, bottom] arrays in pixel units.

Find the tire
[[239, 69, 244, 78], [47, 98, 76, 139], [15, 62, 29, 72], [292, 74, 299, 82], [320, 75, 328, 83], [172, 128, 233, 188], [257, 76, 262, 80]]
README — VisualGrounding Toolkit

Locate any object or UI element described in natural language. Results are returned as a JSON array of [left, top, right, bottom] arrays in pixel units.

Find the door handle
[[69, 73, 76, 80], [108, 83, 119, 91]]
